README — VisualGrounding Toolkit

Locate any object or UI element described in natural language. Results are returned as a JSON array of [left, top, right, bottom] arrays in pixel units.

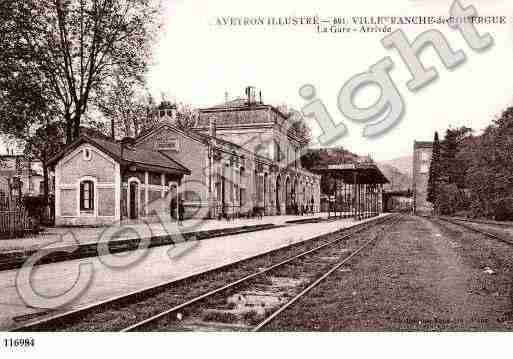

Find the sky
[[1, 0, 511, 162], [146, 0, 513, 161]]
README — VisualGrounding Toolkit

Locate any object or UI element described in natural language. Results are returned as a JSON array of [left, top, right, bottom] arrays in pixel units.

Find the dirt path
[[268, 215, 513, 331], [412, 217, 490, 327]]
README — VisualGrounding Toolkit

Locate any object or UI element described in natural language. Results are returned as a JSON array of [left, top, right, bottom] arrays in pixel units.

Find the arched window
[[83, 148, 92, 161], [80, 180, 94, 211]]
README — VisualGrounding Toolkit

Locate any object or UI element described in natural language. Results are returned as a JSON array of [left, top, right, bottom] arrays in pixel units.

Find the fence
[[0, 181, 35, 239]]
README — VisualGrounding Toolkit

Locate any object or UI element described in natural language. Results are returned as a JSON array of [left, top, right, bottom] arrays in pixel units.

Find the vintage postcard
[[0, 0, 511, 357]]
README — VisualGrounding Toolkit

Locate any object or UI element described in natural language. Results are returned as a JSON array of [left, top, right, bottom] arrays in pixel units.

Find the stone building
[[0, 154, 45, 201], [141, 88, 321, 218], [412, 140, 433, 215], [194, 88, 321, 217], [48, 135, 190, 226], [49, 88, 322, 226]]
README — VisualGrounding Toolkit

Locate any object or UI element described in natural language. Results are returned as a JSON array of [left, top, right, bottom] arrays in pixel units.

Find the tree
[[1, 0, 161, 144], [175, 103, 199, 130], [23, 122, 66, 206], [96, 74, 156, 138], [440, 126, 472, 186], [427, 131, 440, 205], [288, 109, 312, 145], [466, 107, 513, 219]]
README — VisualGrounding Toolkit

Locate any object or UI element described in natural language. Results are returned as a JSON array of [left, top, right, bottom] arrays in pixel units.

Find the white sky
[[2, 0, 511, 162], [146, 0, 513, 161]]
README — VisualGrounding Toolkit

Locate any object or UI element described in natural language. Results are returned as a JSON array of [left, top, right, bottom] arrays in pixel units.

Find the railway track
[[439, 216, 513, 228], [123, 214, 402, 332], [432, 216, 513, 246], [12, 214, 399, 332]]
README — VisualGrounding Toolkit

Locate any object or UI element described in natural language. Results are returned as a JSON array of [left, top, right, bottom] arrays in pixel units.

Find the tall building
[[412, 141, 433, 215]]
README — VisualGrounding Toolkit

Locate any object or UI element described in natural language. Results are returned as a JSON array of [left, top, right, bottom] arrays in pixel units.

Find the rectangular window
[[420, 163, 429, 174], [80, 181, 94, 211], [275, 141, 281, 162], [240, 188, 246, 207]]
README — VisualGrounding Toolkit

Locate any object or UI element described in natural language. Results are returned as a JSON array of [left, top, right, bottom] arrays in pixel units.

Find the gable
[[59, 144, 117, 184], [136, 124, 206, 152]]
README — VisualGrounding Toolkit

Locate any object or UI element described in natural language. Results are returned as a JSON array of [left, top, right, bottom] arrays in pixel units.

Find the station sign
[[327, 164, 356, 170]]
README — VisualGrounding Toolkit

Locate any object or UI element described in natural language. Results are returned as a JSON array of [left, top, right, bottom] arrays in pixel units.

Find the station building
[[412, 140, 433, 215], [49, 88, 322, 226]]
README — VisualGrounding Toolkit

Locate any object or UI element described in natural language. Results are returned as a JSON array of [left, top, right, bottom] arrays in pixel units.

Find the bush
[[493, 197, 513, 221], [23, 195, 46, 218], [435, 183, 470, 215]]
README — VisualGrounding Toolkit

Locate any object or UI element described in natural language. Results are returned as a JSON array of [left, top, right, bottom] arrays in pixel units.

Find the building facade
[[0, 154, 45, 202], [50, 89, 322, 226], [140, 91, 321, 219], [49, 135, 190, 226], [412, 141, 433, 215]]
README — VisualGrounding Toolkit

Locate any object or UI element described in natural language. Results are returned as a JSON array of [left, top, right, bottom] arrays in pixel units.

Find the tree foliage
[[434, 106, 513, 220], [96, 75, 156, 138], [427, 131, 440, 205], [23, 122, 66, 204], [0, 0, 161, 143]]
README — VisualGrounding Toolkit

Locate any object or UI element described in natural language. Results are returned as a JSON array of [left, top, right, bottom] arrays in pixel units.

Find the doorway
[[129, 181, 139, 219]]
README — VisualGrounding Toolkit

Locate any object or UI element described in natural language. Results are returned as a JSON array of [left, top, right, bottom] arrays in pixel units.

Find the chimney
[[120, 137, 136, 159], [209, 116, 217, 138], [259, 91, 262, 104], [245, 86, 256, 105], [224, 91, 229, 104]]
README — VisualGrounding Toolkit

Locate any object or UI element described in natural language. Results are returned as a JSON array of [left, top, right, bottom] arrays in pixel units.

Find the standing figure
[[178, 199, 185, 226], [170, 197, 177, 220]]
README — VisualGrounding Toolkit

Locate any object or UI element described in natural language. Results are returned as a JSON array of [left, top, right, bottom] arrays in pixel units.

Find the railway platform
[[0, 213, 389, 330], [0, 214, 326, 253]]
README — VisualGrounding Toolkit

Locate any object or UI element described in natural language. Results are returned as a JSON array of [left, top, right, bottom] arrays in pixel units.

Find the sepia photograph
[[0, 0, 512, 357]]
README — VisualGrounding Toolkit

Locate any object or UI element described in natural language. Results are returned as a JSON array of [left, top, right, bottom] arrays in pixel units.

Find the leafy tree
[[0, 0, 161, 143], [288, 109, 312, 145], [23, 122, 66, 206], [440, 126, 472, 186], [96, 75, 157, 138], [466, 107, 513, 219], [427, 131, 440, 205], [175, 103, 200, 130]]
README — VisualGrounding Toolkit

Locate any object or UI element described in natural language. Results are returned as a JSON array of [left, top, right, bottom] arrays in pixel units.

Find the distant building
[[412, 141, 433, 215], [0, 154, 45, 201]]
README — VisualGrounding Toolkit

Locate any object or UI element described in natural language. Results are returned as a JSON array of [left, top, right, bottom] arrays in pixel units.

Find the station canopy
[[311, 163, 389, 185]]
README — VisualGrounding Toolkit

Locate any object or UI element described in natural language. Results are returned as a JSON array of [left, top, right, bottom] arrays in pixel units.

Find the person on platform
[[178, 199, 185, 226], [170, 197, 177, 220]]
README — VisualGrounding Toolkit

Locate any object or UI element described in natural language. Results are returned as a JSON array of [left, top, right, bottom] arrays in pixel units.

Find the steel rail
[[434, 216, 513, 246], [122, 214, 399, 332], [252, 215, 402, 331], [10, 214, 394, 332]]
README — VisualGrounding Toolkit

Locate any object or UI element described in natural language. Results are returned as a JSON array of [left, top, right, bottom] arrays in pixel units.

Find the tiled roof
[[48, 135, 190, 175]]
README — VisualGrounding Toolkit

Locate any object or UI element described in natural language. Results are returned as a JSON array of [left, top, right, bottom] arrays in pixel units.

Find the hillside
[[376, 162, 412, 192], [379, 156, 413, 178]]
